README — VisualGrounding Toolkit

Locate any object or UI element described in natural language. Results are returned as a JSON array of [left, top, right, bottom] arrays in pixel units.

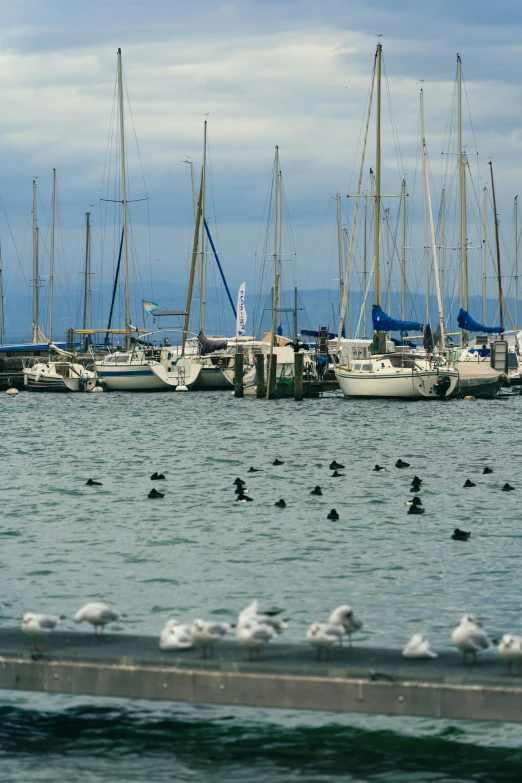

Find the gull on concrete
[[306, 622, 343, 661], [236, 620, 277, 660], [498, 634, 522, 676], [451, 614, 492, 664], [402, 633, 438, 659], [73, 602, 125, 636], [238, 599, 287, 633], [328, 604, 364, 646], [21, 613, 64, 652], [159, 619, 193, 651], [190, 619, 231, 658]]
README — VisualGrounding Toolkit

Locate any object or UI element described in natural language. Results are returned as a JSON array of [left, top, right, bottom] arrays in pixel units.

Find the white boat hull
[[336, 367, 459, 399], [95, 363, 166, 392]]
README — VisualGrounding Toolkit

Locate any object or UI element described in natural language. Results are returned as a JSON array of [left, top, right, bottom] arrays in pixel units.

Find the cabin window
[[361, 363, 372, 371]]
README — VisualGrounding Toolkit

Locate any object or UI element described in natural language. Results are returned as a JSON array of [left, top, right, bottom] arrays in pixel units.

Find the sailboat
[[335, 44, 458, 400]]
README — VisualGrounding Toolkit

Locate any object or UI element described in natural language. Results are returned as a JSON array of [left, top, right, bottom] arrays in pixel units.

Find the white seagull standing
[[402, 633, 438, 659], [190, 619, 231, 659], [73, 602, 125, 636], [328, 605, 364, 647], [21, 613, 64, 652], [159, 619, 193, 651], [237, 599, 287, 634], [498, 634, 522, 676], [236, 621, 276, 660], [451, 614, 492, 664], [306, 623, 343, 661]]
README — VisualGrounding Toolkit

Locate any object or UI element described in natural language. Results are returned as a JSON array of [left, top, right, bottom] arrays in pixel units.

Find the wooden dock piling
[[234, 350, 244, 398], [255, 353, 265, 398], [268, 354, 277, 399], [294, 353, 304, 401]]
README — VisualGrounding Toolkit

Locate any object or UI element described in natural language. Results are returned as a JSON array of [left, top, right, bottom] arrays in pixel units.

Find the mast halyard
[[401, 179, 406, 320], [31, 179, 39, 343], [117, 48, 131, 351], [423, 136, 445, 350], [49, 168, 56, 343], [374, 43, 382, 310], [421, 89, 429, 325], [483, 187, 487, 325], [336, 193, 343, 328], [199, 120, 207, 333]]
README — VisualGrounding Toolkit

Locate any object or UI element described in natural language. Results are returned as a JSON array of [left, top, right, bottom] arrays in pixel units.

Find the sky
[[1, 0, 522, 339]]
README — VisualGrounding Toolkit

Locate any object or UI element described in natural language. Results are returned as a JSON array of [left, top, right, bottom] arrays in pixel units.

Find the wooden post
[[268, 354, 277, 399], [255, 353, 265, 398], [234, 349, 244, 398], [294, 352, 304, 401]]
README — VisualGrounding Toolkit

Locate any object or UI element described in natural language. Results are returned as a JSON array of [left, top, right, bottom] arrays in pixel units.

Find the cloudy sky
[[1, 0, 521, 338]]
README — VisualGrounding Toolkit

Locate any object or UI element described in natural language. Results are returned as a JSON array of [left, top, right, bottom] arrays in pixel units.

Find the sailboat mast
[[421, 89, 429, 324], [117, 48, 131, 351], [401, 179, 406, 319], [83, 212, 92, 331], [266, 146, 280, 399], [489, 161, 503, 328], [182, 171, 203, 356], [336, 193, 343, 323], [374, 43, 382, 308], [363, 192, 368, 338], [440, 187, 445, 317], [32, 179, 39, 343], [457, 55, 468, 345], [343, 226, 349, 337], [49, 168, 56, 343], [482, 187, 487, 325], [385, 208, 391, 313], [199, 120, 207, 333], [0, 237, 4, 345], [423, 138, 446, 349], [514, 195, 519, 333]]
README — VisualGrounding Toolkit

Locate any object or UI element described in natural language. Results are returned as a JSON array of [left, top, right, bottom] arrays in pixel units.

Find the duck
[[234, 486, 249, 494], [150, 472, 159, 480], [483, 467, 493, 474], [233, 478, 246, 486], [332, 470, 345, 477], [273, 459, 284, 466], [236, 493, 253, 502], [310, 486, 323, 495], [85, 479, 102, 486], [395, 459, 410, 469], [410, 485, 422, 493], [327, 509, 339, 520], [150, 472, 165, 480], [464, 479, 476, 488], [411, 475, 423, 485], [407, 505, 424, 515], [373, 465, 386, 472], [502, 483, 515, 491], [248, 467, 262, 473], [405, 496, 422, 506], [148, 488, 164, 499], [451, 614, 491, 664], [329, 460, 345, 470], [452, 528, 471, 541], [274, 499, 286, 508]]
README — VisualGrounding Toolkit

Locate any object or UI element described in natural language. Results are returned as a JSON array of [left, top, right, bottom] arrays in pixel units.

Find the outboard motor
[[78, 372, 91, 393], [434, 374, 451, 399]]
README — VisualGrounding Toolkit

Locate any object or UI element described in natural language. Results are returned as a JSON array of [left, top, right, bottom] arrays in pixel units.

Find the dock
[[0, 629, 519, 722]]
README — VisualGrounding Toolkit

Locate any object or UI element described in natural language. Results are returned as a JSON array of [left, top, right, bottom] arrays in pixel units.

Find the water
[[1, 390, 521, 782]]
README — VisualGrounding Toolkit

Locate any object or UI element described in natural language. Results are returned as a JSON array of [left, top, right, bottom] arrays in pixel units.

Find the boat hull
[[336, 367, 459, 399], [95, 364, 166, 392]]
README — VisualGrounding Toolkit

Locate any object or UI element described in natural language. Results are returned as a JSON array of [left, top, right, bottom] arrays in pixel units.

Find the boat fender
[[6, 387, 19, 395], [176, 385, 188, 392]]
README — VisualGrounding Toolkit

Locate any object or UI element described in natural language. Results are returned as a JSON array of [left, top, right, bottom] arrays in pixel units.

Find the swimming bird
[[464, 479, 476, 488], [395, 459, 410, 469], [238, 599, 287, 634], [306, 622, 343, 661], [236, 493, 253, 502], [330, 460, 345, 470], [85, 479, 102, 486], [248, 467, 262, 473], [327, 509, 339, 520], [310, 486, 323, 495], [452, 528, 471, 541], [233, 478, 246, 486], [159, 619, 193, 651], [328, 605, 363, 646], [402, 633, 438, 659], [148, 488, 164, 499], [150, 472, 159, 480], [411, 475, 423, 484], [273, 459, 284, 466], [275, 499, 286, 508], [21, 613, 64, 652], [155, 473, 166, 480], [502, 483, 515, 491], [73, 602, 125, 636], [405, 496, 422, 506], [190, 619, 231, 658], [483, 467, 493, 474], [410, 485, 422, 493], [332, 470, 345, 477], [373, 465, 386, 472], [407, 505, 424, 515], [234, 486, 249, 494], [498, 634, 522, 676], [451, 614, 492, 664], [236, 620, 277, 660]]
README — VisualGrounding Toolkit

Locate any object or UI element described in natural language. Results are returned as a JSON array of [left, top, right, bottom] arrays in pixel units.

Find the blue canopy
[[372, 305, 422, 333], [457, 308, 504, 335]]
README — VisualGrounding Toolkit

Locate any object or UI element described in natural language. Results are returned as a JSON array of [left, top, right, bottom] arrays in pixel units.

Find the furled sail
[[457, 308, 504, 335], [372, 305, 422, 333], [198, 331, 227, 356]]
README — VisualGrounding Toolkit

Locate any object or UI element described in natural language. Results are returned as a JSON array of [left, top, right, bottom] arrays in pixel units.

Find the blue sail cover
[[372, 305, 422, 332], [457, 308, 504, 334]]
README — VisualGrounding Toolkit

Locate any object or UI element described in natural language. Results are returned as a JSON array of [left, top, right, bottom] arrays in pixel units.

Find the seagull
[[451, 614, 492, 664], [236, 620, 276, 660], [190, 619, 231, 658], [21, 613, 64, 652], [402, 633, 438, 659], [237, 599, 287, 633], [159, 619, 193, 651], [306, 622, 343, 661], [328, 605, 364, 646], [73, 602, 125, 636], [498, 634, 522, 676]]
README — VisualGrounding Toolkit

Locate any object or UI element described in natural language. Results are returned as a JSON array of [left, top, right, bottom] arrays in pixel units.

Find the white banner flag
[[236, 282, 247, 337]]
